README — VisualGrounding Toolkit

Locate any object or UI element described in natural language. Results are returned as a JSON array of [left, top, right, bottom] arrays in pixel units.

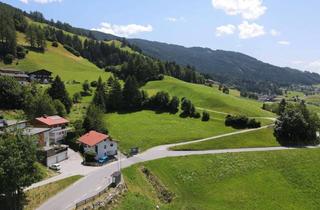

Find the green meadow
[[172, 126, 280, 151], [116, 149, 320, 210], [104, 110, 236, 152], [143, 77, 275, 117]]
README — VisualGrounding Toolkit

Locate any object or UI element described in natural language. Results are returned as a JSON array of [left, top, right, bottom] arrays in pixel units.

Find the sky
[[3, 0, 320, 73]]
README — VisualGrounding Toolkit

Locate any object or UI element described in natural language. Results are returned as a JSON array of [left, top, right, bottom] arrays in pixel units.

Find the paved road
[[37, 127, 318, 210]]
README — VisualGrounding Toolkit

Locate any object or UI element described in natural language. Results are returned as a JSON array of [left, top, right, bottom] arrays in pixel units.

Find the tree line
[[0, 75, 72, 119]]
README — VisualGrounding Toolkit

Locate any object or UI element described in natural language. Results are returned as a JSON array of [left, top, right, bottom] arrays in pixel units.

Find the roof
[[23, 127, 51, 136], [35, 115, 69, 126], [0, 120, 27, 128], [28, 69, 52, 75], [78, 131, 109, 146], [0, 69, 29, 78]]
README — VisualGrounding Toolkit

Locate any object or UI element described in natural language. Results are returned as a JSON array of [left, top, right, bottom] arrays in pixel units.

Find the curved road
[[37, 126, 318, 210]]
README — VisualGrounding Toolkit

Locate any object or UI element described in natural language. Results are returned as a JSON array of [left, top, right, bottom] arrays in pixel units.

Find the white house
[[78, 131, 118, 160]]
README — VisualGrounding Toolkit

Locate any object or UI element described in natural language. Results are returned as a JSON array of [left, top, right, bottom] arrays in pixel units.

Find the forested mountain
[[0, 2, 205, 86], [1, 1, 320, 95], [127, 39, 320, 86]]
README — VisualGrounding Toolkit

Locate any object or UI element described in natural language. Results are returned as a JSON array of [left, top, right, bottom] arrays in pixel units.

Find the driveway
[[27, 148, 101, 190]]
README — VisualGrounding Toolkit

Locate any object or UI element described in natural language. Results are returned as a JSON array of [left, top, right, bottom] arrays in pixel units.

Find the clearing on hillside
[[143, 77, 275, 117]]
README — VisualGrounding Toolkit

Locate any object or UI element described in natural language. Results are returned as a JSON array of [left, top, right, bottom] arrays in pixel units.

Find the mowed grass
[[116, 149, 320, 210], [24, 175, 83, 210], [143, 77, 275, 117], [172, 127, 280, 151], [104, 110, 236, 152]]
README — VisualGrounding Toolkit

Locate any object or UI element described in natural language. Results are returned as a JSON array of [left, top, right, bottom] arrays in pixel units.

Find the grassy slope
[[172, 127, 280, 151], [24, 175, 83, 210], [116, 149, 320, 210], [143, 77, 275, 117], [105, 110, 235, 152], [0, 32, 112, 122], [106, 77, 275, 152]]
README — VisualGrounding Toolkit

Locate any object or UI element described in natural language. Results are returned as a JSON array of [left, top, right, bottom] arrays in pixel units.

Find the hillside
[[143, 76, 274, 117], [128, 39, 320, 86], [104, 76, 274, 152], [116, 149, 320, 210]]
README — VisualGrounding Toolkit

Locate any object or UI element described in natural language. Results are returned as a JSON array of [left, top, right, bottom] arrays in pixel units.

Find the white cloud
[[212, 0, 267, 20], [270, 29, 280, 36], [292, 60, 304, 65], [216, 24, 236, 37], [165, 17, 185, 22], [20, 0, 62, 4], [308, 60, 320, 73], [92, 22, 153, 37], [238, 21, 265, 39], [277, 40, 291, 45]]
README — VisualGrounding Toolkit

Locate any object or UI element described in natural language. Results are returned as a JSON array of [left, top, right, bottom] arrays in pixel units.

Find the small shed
[[110, 171, 121, 188]]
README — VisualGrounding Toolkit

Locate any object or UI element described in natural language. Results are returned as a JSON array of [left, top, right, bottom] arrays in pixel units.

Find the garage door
[[57, 151, 67, 162], [46, 151, 68, 166]]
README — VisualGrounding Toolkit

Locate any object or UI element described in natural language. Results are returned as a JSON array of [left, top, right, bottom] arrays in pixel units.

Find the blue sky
[[3, 0, 320, 73]]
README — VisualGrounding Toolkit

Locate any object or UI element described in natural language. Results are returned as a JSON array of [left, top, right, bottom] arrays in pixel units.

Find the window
[[95, 145, 98, 153], [104, 145, 107, 149], [110, 143, 114, 147]]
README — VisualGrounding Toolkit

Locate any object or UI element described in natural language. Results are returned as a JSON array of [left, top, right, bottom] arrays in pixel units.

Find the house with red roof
[[78, 131, 118, 160], [33, 115, 70, 144]]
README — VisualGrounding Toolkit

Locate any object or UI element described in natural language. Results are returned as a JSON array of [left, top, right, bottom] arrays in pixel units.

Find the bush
[[90, 81, 98, 87], [84, 150, 97, 162], [4, 54, 14, 64], [52, 41, 59, 47], [73, 92, 82, 103], [247, 119, 261, 128], [225, 115, 261, 129], [17, 51, 26, 59], [16, 46, 26, 59], [202, 111, 210, 121], [193, 112, 201, 119], [158, 74, 164, 80], [63, 45, 80, 57]]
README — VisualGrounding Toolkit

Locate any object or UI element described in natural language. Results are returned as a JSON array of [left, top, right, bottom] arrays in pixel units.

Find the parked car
[[98, 156, 109, 164], [49, 163, 61, 171]]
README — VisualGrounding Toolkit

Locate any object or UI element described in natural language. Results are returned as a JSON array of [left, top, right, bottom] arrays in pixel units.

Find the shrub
[[84, 150, 97, 162], [17, 51, 26, 59], [63, 45, 80, 57], [52, 41, 59, 47], [202, 111, 210, 121], [90, 81, 98, 87], [4, 54, 14, 64], [225, 115, 261, 129], [247, 119, 261, 128], [16, 46, 26, 59], [73, 92, 82, 103], [193, 112, 201, 119], [158, 74, 164, 80]]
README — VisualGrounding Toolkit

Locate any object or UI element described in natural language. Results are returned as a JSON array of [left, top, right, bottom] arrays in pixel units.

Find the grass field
[[24, 175, 83, 210], [0, 32, 111, 83], [116, 149, 320, 210], [143, 77, 275, 117], [171, 127, 280, 151], [104, 110, 236, 152]]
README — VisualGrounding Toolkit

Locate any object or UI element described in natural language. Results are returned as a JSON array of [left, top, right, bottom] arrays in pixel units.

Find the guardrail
[[75, 178, 112, 209]]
